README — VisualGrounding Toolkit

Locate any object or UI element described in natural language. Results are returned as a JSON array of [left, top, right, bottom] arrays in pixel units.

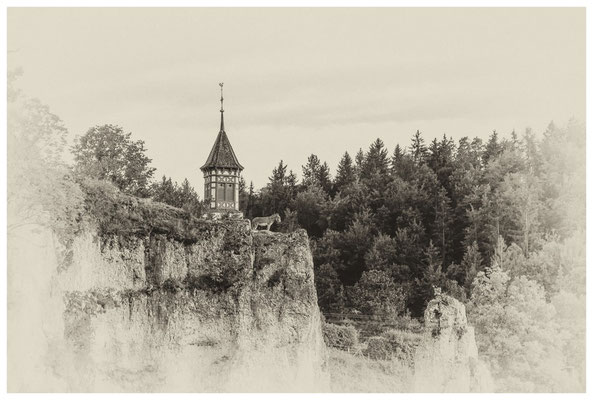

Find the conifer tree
[[302, 154, 332, 194], [354, 148, 365, 179], [360, 138, 390, 180], [483, 130, 502, 164], [410, 130, 427, 165], [334, 151, 356, 192]]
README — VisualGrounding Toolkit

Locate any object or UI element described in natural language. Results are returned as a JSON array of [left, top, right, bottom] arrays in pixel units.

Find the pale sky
[[7, 8, 585, 189]]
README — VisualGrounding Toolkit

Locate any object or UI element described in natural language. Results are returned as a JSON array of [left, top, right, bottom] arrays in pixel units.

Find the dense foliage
[[71, 124, 205, 216], [240, 123, 585, 390], [150, 175, 205, 217], [243, 125, 583, 313], [8, 68, 85, 248], [72, 124, 156, 197]]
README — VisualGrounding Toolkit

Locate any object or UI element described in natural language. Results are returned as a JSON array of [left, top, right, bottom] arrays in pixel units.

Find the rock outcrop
[[413, 291, 493, 392], [55, 189, 329, 392]]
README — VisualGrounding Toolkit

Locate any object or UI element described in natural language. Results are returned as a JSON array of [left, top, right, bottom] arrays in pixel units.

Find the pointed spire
[[219, 82, 225, 132], [201, 82, 243, 171]]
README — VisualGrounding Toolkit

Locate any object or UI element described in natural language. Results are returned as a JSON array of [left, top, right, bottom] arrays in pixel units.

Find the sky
[[7, 8, 585, 190]]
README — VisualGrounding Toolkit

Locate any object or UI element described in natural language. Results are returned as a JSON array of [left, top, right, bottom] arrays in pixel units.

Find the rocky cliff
[[413, 291, 493, 392], [53, 188, 329, 392]]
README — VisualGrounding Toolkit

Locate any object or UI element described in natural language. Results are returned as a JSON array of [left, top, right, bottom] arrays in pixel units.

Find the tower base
[[201, 210, 244, 221]]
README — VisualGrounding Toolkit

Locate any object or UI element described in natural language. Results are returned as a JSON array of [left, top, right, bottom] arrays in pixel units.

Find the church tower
[[200, 83, 243, 213]]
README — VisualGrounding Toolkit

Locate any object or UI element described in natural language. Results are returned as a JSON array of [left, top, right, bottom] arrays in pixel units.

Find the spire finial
[[219, 82, 224, 112], [219, 82, 225, 131]]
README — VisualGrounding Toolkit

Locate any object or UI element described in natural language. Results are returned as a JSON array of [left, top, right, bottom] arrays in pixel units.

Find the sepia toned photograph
[[5, 5, 587, 394]]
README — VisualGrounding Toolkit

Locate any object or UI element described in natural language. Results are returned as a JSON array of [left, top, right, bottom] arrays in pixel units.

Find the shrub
[[323, 322, 359, 350], [381, 329, 423, 363], [390, 312, 424, 334], [350, 270, 406, 320], [363, 336, 392, 360]]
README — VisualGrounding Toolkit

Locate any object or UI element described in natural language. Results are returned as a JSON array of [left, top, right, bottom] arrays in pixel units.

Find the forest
[[8, 68, 585, 390], [238, 124, 585, 391]]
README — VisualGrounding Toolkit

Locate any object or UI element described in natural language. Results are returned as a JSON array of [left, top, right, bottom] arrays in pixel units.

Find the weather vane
[[219, 82, 224, 113]]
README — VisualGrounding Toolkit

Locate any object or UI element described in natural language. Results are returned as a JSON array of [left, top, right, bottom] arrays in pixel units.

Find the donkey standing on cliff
[[251, 213, 281, 231]]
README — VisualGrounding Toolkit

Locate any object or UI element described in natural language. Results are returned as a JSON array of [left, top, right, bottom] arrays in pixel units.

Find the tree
[[243, 181, 260, 220], [360, 138, 390, 181], [302, 154, 332, 194], [468, 264, 566, 391], [522, 128, 543, 176], [334, 152, 356, 193], [327, 181, 368, 232], [302, 154, 321, 186], [410, 130, 427, 165], [391, 144, 405, 172], [333, 209, 375, 285], [260, 160, 297, 216], [354, 148, 365, 180], [294, 185, 329, 238], [72, 124, 155, 197], [151, 176, 178, 206], [278, 208, 299, 233], [408, 241, 466, 316], [483, 130, 503, 165], [350, 270, 406, 319], [178, 178, 204, 216], [433, 186, 453, 264], [448, 241, 482, 290], [499, 172, 542, 255], [150, 176, 204, 216], [391, 144, 415, 179], [364, 233, 410, 281], [238, 176, 249, 215], [427, 134, 456, 195], [8, 70, 84, 246], [314, 263, 346, 313]]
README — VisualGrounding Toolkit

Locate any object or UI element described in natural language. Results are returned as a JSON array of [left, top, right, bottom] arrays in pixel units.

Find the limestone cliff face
[[57, 194, 329, 392], [413, 292, 493, 392]]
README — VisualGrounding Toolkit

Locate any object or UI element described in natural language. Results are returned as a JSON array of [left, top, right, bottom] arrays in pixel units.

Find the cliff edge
[[56, 186, 329, 392]]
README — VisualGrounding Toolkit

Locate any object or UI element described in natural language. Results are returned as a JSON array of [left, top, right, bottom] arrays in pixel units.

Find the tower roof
[[200, 83, 243, 171], [200, 129, 244, 171]]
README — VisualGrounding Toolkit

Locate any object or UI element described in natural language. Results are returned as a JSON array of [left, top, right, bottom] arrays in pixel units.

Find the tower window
[[225, 183, 234, 202], [217, 183, 225, 201]]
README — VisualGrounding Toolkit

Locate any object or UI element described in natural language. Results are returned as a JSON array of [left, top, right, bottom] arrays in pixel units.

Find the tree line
[[241, 124, 584, 318]]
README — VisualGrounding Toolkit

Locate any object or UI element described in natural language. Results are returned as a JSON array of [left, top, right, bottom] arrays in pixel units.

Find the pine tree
[[334, 151, 356, 193], [433, 186, 453, 264], [270, 160, 287, 185], [302, 154, 332, 194], [302, 154, 322, 187], [360, 138, 390, 180], [391, 144, 415, 180], [483, 130, 502, 165], [178, 178, 203, 216], [410, 130, 427, 165], [317, 161, 333, 194], [391, 144, 404, 172], [262, 160, 294, 215], [461, 241, 482, 290], [244, 180, 256, 219], [354, 148, 365, 179], [522, 127, 542, 176], [151, 175, 179, 206]]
